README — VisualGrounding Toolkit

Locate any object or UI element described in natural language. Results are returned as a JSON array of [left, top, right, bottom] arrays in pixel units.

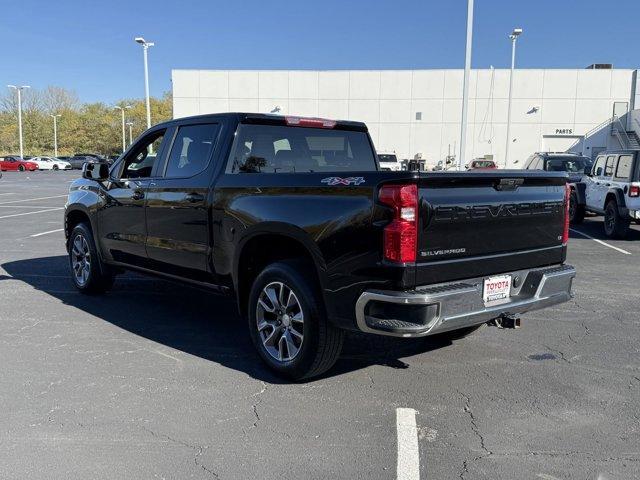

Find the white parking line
[[396, 408, 420, 480], [0, 194, 67, 205], [30, 228, 64, 237], [0, 208, 64, 220], [0, 192, 16, 196], [570, 228, 632, 255], [0, 205, 64, 209]]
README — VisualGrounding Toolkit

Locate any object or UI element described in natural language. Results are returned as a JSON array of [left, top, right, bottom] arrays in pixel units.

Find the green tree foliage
[[0, 87, 173, 157]]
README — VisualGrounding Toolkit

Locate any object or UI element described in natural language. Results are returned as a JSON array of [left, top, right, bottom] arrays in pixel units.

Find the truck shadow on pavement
[[2, 255, 453, 383]]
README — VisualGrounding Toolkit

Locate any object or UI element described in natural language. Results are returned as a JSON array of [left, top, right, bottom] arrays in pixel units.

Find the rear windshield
[[378, 154, 398, 163], [227, 124, 376, 173], [545, 157, 591, 173], [472, 160, 495, 168]]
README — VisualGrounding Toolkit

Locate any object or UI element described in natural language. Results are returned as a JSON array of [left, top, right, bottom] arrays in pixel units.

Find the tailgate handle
[[494, 178, 524, 191]]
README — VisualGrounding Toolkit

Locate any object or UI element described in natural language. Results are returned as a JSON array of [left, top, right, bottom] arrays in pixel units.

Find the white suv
[[570, 150, 640, 238]]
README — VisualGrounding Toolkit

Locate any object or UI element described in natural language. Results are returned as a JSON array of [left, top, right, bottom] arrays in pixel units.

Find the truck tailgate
[[414, 171, 567, 285]]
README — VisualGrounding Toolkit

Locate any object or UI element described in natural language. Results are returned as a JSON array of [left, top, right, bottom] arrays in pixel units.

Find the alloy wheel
[[71, 234, 91, 286], [605, 206, 615, 235], [256, 281, 304, 362]]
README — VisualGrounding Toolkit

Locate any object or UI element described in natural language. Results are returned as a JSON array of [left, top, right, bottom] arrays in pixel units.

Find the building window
[[415, 112, 422, 121]]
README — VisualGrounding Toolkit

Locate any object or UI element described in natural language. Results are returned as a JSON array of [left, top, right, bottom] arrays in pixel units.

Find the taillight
[[562, 184, 570, 245], [285, 116, 336, 129], [630, 185, 640, 197], [379, 184, 418, 263]]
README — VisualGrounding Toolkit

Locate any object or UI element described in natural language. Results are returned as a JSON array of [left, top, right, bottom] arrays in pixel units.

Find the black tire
[[569, 190, 585, 224], [68, 222, 115, 294], [248, 260, 344, 380], [18, 165, 25, 172], [603, 200, 630, 239], [52, 164, 59, 171]]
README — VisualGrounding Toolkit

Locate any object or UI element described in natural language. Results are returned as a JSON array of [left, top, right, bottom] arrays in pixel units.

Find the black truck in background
[[65, 113, 575, 379]]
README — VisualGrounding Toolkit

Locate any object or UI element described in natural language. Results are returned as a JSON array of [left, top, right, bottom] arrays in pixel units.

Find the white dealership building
[[172, 68, 640, 168]]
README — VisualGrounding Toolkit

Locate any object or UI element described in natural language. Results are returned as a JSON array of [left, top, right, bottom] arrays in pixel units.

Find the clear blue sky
[[2, 0, 638, 104]]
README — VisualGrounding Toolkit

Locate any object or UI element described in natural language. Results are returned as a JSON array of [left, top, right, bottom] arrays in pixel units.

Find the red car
[[467, 159, 497, 170], [0, 156, 39, 172]]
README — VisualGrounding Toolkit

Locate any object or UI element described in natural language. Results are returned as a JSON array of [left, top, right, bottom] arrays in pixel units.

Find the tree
[[0, 86, 172, 156]]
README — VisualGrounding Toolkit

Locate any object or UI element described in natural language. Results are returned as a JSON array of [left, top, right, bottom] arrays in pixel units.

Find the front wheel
[[604, 201, 630, 239], [248, 260, 344, 380], [68, 222, 115, 294], [52, 164, 59, 171]]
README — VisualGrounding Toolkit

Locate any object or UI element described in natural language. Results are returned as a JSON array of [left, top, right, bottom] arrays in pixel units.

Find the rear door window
[[164, 123, 220, 178], [614, 154, 633, 181], [227, 124, 376, 173]]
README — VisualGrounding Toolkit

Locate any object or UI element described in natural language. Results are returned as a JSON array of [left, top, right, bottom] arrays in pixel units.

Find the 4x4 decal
[[321, 176, 366, 186]]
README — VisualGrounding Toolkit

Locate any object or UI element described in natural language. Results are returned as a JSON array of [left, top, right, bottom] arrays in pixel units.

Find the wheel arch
[[233, 224, 328, 319], [569, 182, 586, 205], [65, 206, 95, 251], [605, 188, 627, 211]]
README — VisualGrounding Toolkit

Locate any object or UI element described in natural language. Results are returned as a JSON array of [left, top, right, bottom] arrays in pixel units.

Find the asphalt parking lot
[[0, 170, 639, 480]]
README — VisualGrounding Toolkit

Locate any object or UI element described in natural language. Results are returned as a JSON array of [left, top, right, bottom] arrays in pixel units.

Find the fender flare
[[569, 182, 586, 205], [605, 188, 628, 214], [232, 222, 329, 295]]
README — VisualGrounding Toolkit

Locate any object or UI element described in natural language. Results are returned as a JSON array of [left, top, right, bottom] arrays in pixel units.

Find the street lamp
[[504, 27, 523, 168], [135, 37, 154, 130], [7, 85, 31, 158], [458, 0, 474, 170], [114, 105, 132, 152], [50, 114, 61, 157], [126, 121, 134, 146]]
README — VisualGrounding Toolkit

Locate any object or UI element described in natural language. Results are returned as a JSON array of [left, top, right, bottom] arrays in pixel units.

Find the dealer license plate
[[483, 275, 512, 303]]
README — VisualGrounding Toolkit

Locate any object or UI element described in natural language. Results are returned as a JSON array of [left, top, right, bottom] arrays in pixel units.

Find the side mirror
[[595, 167, 603, 177], [82, 162, 109, 181], [584, 166, 592, 175]]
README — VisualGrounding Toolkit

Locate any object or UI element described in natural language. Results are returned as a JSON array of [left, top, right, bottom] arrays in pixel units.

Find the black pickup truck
[[65, 113, 575, 379]]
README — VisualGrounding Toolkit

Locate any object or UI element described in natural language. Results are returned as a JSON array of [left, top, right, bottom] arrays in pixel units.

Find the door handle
[[185, 193, 205, 203], [132, 189, 145, 200], [605, 183, 611, 187]]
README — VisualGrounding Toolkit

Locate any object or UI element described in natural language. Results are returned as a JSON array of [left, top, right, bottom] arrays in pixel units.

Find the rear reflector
[[562, 184, 570, 245], [285, 116, 336, 129], [379, 184, 418, 263], [629, 185, 640, 197]]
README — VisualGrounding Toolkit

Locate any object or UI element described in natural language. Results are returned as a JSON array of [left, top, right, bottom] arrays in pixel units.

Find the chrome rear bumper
[[355, 264, 575, 337]]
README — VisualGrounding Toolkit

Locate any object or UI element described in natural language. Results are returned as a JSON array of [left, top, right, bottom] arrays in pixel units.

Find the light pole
[[135, 37, 154, 129], [7, 85, 30, 158], [126, 121, 134, 146], [114, 105, 131, 152], [458, 0, 474, 170], [50, 114, 61, 157], [505, 28, 523, 168]]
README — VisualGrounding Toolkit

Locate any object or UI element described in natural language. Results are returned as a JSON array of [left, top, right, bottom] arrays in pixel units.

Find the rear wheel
[[569, 190, 585, 224], [18, 165, 25, 172], [604, 200, 630, 239], [52, 164, 59, 171], [248, 260, 344, 380], [68, 222, 115, 294]]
